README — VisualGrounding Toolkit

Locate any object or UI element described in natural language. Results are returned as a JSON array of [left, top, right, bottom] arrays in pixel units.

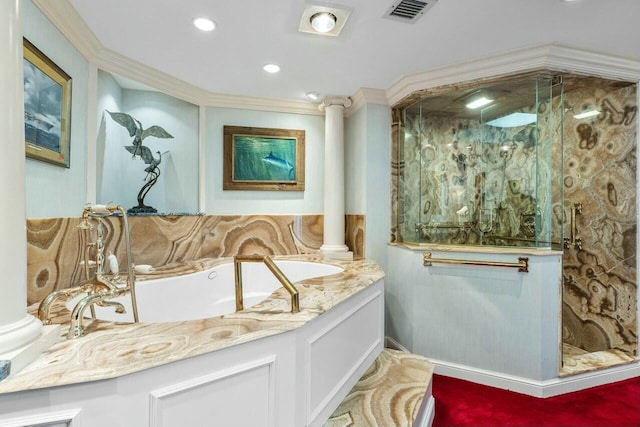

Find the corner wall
[[345, 102, 391, 269], [23, 0, 88, 219]]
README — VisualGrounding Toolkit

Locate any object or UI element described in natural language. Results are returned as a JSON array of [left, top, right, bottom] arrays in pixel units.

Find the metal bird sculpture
[[106, 111, 173, 159], [105, 111, 174, 214]]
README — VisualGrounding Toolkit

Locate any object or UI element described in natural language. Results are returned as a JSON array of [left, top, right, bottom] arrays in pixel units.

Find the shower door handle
[[563, 203, 583, 250]]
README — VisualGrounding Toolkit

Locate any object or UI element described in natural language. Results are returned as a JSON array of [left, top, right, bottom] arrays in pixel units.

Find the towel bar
[[423, 252, 529, 273]]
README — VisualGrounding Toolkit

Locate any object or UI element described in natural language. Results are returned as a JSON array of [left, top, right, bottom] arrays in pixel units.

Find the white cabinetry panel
[[149, 356, 276, 427]]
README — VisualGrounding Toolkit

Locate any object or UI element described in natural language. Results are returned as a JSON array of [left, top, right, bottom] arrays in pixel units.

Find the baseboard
[[430, 357, 640, 398], [384, 336, 410, 353]]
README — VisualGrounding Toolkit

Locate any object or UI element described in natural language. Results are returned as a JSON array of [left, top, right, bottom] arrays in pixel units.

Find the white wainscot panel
[[0, 409, 82, 427], [306, 289, 384, 426], [149, 356, 276, 427]]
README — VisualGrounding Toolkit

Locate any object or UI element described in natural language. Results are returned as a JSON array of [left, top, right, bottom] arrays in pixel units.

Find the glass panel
[[395, 74, 562, 248]]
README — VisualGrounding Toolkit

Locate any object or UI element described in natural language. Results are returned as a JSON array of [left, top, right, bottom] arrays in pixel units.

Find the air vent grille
[[385, 0, 437, 23]]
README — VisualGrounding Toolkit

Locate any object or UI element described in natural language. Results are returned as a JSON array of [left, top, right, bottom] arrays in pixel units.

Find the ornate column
[[319, 96, 352, 258], [0, 0, 51, 380]]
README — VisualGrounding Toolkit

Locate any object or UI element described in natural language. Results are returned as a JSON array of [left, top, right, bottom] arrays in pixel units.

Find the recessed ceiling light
[[299, 5, 351, 37], [310, 12, 337, 33], [193, 17, 215, 31], [263, 63, 280, 73], [465, 96, 494, 109], [305, 91, 320, 101]]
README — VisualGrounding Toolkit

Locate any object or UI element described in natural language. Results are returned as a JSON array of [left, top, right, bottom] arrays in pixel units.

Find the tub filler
[[0, 256, 385, 427]]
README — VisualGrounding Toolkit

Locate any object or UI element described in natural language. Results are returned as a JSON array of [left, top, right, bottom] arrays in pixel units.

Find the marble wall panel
[[26, 214, 365, 305], [561, 82, 637, 356], [397, 111, 543, 246]]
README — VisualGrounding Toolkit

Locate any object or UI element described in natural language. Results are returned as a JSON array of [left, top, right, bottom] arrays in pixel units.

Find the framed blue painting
[[23, 38, 72, 168], [223, 125, 305, 191]]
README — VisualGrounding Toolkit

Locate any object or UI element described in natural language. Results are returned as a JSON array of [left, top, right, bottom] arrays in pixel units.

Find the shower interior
[[393, 72, 638, 374]]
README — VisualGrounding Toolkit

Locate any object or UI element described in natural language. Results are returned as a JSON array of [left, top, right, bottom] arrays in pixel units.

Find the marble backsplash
[[26, 214, 365, 305]]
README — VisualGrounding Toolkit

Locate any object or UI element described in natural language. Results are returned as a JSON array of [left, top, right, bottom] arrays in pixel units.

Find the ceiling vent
[[384, 0, 437, 23]]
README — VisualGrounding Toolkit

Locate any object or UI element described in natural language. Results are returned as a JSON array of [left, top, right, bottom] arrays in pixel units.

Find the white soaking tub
[[67, 260, 343, 322]]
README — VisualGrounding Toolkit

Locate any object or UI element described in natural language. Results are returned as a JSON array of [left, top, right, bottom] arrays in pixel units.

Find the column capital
[[319, 95, 352, 112]]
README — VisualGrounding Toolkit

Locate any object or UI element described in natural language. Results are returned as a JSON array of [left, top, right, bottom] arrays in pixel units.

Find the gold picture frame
[[23, 38, 72, 167], [223, 125, 305, 191]]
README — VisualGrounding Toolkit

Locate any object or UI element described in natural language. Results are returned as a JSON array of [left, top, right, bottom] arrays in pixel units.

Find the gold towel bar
[[423, 252, 529, 273]]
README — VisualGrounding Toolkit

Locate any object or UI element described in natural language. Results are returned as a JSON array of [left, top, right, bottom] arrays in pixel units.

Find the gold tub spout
[[234, 255, 300, 313], [37, 283, 94, 325], [67, 287, 129, 339]]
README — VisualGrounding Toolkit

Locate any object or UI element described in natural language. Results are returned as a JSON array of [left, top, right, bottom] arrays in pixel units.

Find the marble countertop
[[0, 255, 384, 395]]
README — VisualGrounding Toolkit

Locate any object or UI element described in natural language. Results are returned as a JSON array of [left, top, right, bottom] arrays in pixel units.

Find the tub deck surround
[[26, 214, 365, 305], [0, 255, 383, 395]]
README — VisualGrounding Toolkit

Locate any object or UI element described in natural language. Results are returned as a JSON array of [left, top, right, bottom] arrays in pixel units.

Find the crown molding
[[31, 3, 640, 115], [32, 0, 102, 61], [203, 92, 322, 115], [32, 0, 323, 115], [386, 43, 640, 107], [347, 87, 388, 117], [93, 49, 207, 106]]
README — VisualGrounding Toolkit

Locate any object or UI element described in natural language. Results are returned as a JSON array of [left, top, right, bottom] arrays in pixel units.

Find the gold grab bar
[[234, 255, 300, 313], [423, 252, 529, 273]]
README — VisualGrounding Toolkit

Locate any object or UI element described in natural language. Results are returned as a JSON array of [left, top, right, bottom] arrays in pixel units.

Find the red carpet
[[432, 374, 640, 427]]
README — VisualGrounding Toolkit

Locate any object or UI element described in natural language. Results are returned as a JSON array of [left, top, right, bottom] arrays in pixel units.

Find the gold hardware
[[423, 252, 529, 273], [563, 202, 583, 250], [38, 203, 140, 338], [234, 255, 300, 313]]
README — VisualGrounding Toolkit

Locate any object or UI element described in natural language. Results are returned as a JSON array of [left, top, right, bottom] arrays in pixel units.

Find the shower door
[[561, 77, 638, 367]]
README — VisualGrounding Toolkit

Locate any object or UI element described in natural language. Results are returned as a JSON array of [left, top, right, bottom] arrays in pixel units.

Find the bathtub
[[67, 259, 344, 323], [2, 256, 384, 427]]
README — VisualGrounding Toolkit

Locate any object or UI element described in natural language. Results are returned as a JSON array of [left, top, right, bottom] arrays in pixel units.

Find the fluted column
[[319, 96, 352, 257], [0, 0, 42, 360]]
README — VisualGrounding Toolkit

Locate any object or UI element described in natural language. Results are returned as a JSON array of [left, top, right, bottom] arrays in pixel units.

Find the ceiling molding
[[386, 43, 640, 107], [347, 87, 389, 117], [203, 92, 322, 115], [32, 0, 323, 115], [93, 49, 207, 106], [32, 0, 101, 61]]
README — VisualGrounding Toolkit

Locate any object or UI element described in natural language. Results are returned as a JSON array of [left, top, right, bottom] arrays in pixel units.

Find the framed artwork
[[223, 125, 305, 191], [23, 38, 72, 167]]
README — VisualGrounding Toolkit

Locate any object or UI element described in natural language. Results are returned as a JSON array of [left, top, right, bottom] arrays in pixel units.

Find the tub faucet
[[37, 203, 140, 339]]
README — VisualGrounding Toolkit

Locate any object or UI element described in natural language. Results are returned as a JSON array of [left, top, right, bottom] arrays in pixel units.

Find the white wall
[[386, 246, 562, 381], [205, 107, 325, 214], [96, 70, 123, 206], [24, 0, 88, 219], [345, 103, 391, 269]]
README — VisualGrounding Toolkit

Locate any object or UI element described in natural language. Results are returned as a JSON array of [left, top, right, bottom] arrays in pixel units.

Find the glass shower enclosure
[[395, 75, 562, 248], [392, 72, 638, 374]]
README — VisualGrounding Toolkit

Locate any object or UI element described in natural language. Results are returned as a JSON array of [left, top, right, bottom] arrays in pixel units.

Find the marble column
[[319, 96, 352, 258], [0, 0, 46, 377]]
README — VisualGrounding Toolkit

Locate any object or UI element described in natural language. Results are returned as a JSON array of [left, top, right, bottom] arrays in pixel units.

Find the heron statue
[[106, 111, 173, 213]]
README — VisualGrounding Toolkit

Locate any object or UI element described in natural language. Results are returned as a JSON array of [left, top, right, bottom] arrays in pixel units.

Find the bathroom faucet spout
[[67, 288, 129, 339], [37, 283, 93, 325]]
